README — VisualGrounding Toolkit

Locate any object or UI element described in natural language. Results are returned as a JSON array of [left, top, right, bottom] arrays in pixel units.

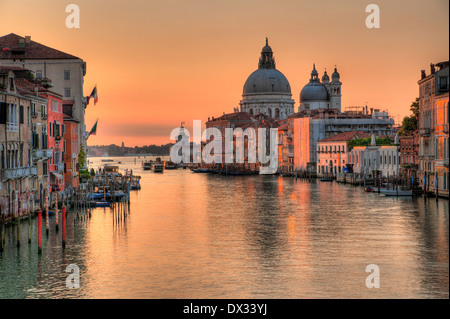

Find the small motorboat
[[320, 178, 333, 182], [364, 187, 375, 192], [380, 189, 413, 196], [192, 168, 208, 173], [153, 163, 164, 172], [164, 161, 177, 169], [142, 161, 153, 170], [95, 201, 111, 207]]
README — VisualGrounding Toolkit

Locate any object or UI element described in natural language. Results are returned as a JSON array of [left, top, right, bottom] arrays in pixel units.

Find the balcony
[[1, 166, 37, 181], [32, 149, 53, 161]]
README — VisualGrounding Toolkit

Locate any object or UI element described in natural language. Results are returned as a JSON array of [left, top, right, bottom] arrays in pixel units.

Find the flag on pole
[[89, 85, 98, 105], [87, 120, 98, 139]]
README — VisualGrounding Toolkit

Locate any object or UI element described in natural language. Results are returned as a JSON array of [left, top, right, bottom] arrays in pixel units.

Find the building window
[[43, 161, 48, 176], [52, 100, 59, 112], [439, 76, 448, 90], [64, 88, 71, 98], [41, 104, 47, 118], [36, 70, 43, 80], [64, 70, 71, 81], [6, 103, 19, 131]]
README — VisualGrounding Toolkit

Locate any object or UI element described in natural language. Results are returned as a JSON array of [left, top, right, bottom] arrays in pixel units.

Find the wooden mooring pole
[[38, 210, 42, 254], [62, 206, 66, 248]]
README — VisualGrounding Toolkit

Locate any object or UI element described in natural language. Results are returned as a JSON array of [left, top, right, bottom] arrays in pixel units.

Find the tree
[[410, 97, 419, 119], [399, 98, 419, 136], [399, 115, 417, 136], [78, 144, 86, 168]]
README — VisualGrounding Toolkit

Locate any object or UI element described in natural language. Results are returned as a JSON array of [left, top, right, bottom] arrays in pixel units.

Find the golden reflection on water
[[0, 156, 448, 299]]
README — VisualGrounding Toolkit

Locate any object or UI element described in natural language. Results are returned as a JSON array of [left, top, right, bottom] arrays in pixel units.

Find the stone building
[[0, 33, 87, 165], [14, 74, 52, 211], [63, 107, 80, 189], [348, 135, 400, 178], [316, 131, 371, 177], [417, 61, 449, 195], [399, 132, 419, 179], [0, 68, 35, 219], [291, 108, 396, 174]]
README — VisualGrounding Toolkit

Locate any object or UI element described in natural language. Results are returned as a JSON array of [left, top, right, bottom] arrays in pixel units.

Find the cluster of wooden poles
[[0, 190, 67, 254], [0, 181, 133, 254]]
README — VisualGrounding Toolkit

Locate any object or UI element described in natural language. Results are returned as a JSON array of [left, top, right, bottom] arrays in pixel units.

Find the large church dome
[[239, 39, 295, 120], [242, 38, 291, 96], [243, 69, 291, 95]]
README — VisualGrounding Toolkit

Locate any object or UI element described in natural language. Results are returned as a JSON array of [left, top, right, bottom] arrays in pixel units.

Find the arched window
[[249, 108, 254, 115], [268, 108, 272, 117], [275, 108, 280, 119]]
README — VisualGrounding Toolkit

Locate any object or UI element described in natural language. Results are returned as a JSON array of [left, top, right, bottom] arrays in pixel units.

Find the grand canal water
[[0, 156, 448, 299]]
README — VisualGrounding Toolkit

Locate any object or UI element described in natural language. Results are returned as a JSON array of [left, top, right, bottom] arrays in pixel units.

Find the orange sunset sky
[[0, 0, 449, 146]]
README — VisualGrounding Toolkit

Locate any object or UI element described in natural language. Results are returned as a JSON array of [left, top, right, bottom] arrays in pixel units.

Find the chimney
[[421, 70, 426, 79], [25, 36, 31, 44], [430, 63, 436, 74]]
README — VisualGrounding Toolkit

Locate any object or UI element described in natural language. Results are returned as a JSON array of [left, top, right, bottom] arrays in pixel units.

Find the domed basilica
[[238, 39, 342, 119]]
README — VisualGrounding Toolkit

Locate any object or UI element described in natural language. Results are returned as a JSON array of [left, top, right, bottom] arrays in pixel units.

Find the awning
[[51, 172, 63, 180]]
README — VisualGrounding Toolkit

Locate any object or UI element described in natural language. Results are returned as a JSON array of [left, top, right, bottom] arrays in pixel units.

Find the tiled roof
[[318, 131, 372, 143], [206, 111, 254, 123], [14, 78, 38, 95], [0, 33, 80, 60]]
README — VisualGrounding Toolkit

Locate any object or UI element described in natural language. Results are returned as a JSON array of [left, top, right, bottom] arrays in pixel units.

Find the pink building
[[39, 89, 65, 193]]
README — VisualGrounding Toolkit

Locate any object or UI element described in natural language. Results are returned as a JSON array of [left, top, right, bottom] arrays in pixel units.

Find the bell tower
[[330, 66, 342, 112]]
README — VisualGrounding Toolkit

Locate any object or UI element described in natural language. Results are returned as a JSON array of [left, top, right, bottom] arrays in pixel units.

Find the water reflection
[[0, 157, 448, 298]]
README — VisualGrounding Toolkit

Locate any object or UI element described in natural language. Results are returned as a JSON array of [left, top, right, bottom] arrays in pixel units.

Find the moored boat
[[153, 163, 164, 172], [164, 161, 177, 169], [142, 161, 152, 170], [380, 189, 413, 196]]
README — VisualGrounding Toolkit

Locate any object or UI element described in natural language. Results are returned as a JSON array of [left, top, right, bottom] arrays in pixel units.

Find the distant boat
[[364, 187, 375, 192], [142, 161, 152, 170], [102, 159, 114, 162], [380, 189, 412, 196], [259, 167, 276, 175], [94, 201, 111, 207], [164, 161, 177, 169], [192, 168, 209, 173], [153, 163, 164, 173], [320, 178, 333, 182]]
